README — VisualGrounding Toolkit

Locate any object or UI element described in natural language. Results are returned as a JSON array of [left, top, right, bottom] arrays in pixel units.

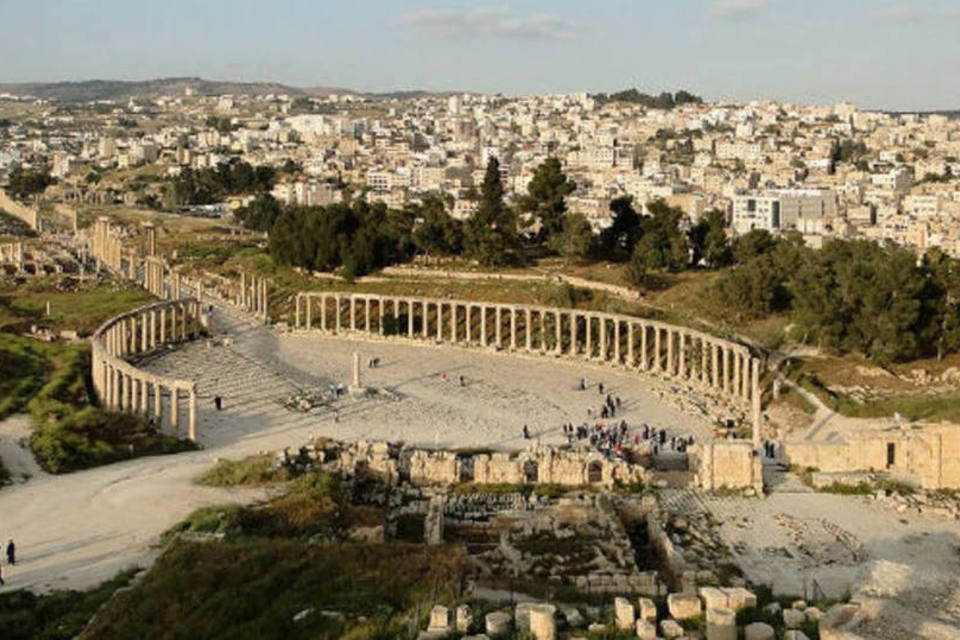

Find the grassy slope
[[84, 472, 464, 639], [0, 570, 136, 640]]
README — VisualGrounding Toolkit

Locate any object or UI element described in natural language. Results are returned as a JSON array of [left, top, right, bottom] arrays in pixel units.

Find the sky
[[0, 0, 959, 110]]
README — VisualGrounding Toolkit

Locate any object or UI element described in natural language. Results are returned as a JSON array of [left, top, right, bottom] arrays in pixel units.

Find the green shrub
[[199, 454, 292, 487]]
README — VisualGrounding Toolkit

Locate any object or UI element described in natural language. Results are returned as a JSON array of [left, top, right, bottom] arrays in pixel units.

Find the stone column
[[628, 323, 635, 366], [496, 306, 502, 348], [140, 314, 148, 352], [585, 315, 592, 358], [654, 327, 662, 371], [350, 297, 356, 331], [538, 310, 546, 352], [752, 358, 762, 448], [295, 295, 301, 329], [421, 300, 429, 338], [510, 308, 517, 350], [364, 297, 371, 333], [436, 302, 443, 342], [408, 299, 415, 338], [555, 311, 562, 355], [451, 303, 458, 343], [569, 313, 578, 356], [666, 329, 675, 376], [306, 296, 313, 330], [525, 309, 532, 351], [599, 317, 607, 361], [154, 381, 162, 424], [678, 333, 687, 379], [480, 306, 487, 346], [640, 323, 648, 370], [712, 343, 721, 389], [170, 388, 179, 434], [725, 347, 734, 394], [139, 378, 148, 415], [378, 297, 385, 336], [741, 354, 750, 401], [614, 319, 621, 364], [188, 387, 197, 442]]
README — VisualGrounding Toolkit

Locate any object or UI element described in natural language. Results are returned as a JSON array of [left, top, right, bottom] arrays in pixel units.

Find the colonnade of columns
[[90, 216, 123, 272], [144, 256, 166, 298], [294, 292, 764, 441], [238, 273, 269, 321], [91, 299, 202, 441]]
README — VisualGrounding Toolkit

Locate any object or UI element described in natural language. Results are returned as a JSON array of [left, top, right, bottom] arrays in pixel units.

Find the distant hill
[[0, 77, 353, 102]]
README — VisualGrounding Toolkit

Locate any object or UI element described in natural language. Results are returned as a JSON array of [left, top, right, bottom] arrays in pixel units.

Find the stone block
[[785, 632, 810, 640], [705, 607, 737, 640], [699, 586, 730, 611], [721, 586, 757, 611], [791, 600, 807, 611], [515, 602, 535, 630], [635, 619, 658, 640], [660, 618, 685, 639], [743, 622, 776, 640], [667, 592, 702, 620], [485, 611, 512, 638], [783, 608, 806, 629], [428, 605, 450, 632], [804, 606, 822, 622], [456, 604, 473, 633], [614, 597, 636, 629], [561, 606, 585, 629], [528, 604, 557, 640], [637, 597, 658, 622]]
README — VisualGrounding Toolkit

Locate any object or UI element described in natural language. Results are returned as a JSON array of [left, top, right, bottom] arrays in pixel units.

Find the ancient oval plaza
[[1, 214, 957, 640]]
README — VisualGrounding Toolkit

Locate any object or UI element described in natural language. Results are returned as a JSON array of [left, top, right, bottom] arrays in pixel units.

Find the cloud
[[396, 5, 573, 42], [873, 3, 922, 21], [710, 0, 769, 19]]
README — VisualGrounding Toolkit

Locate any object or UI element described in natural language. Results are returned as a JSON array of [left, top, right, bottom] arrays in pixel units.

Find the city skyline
[[2, 0, 960, 111]]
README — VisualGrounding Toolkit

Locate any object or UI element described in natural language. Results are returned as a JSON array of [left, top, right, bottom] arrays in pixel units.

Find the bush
[[0, 570, 135, 640], [199, 454, 292, 487]]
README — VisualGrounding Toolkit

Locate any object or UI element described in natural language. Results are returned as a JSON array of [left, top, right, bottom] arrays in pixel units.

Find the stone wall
[[312, 440, 651, 490], [692, 440, 764, 493], [782, 425, 960, 490]]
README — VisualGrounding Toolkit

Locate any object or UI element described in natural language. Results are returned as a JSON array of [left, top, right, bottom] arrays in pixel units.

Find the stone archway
[[523, 460, 539, 484], [587, 460, 603, 484]]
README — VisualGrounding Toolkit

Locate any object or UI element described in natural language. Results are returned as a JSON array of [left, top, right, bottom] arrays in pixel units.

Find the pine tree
[[464, 158, 519, 266]]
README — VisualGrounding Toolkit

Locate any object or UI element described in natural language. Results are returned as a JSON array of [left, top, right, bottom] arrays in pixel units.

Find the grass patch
[[0, 332, 194, 473], [0, 277, 156, 336], [781, 356, 960, 423], [0, 569, 136, 640], [199, 454, 292, 487], [164, 473, 360, 544], [80, 540, 464, 640]]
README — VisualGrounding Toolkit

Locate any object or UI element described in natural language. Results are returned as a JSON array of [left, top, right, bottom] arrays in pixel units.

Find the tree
[[464, 158, 520, 267], [7, 167, 53, 198], [520, 157, 575, 242], [688, 209, 731, 268], [236, 194, 282, 232], [412, 194, 463, 256], [598, 196, 642, 257], [548, 213, 594, 259], [631, 199, 688, 272], [732, 229, 778, 264], [924, 248, 960, 360]]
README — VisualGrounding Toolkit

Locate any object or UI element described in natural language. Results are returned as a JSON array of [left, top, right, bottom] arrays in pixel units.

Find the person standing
[[5, 539, 13, 566]]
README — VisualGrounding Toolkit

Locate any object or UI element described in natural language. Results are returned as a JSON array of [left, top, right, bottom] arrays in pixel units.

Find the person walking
[[5, 539, 13, 566]]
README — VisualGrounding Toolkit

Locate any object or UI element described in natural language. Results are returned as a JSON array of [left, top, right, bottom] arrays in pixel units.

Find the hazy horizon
[[2, 0, 959, 111]]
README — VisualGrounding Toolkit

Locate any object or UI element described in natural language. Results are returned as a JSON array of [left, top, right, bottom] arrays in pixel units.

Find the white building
[[732, 189, 838, 235]]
